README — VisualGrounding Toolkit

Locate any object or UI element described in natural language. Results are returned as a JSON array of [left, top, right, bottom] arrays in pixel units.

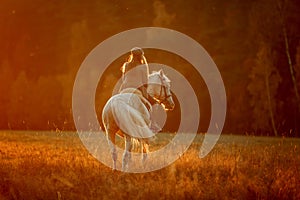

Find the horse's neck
[[147, 77, 161, 105], [147, 94, 157, 105]]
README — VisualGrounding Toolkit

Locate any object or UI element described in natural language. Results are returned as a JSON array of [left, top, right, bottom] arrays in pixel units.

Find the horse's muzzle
[[164, 101, 175, 111]]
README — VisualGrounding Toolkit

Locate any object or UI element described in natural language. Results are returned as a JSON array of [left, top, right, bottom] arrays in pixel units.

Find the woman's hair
[[128, 47, 147, 64], [121, 47, 148, 73], [127, 54, 147, 64]]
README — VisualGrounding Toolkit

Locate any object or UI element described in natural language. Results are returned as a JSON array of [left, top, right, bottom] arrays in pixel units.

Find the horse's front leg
[[122, 135, 132, 172]]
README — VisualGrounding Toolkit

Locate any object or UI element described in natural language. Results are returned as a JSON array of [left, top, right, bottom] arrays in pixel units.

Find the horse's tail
[[131, 138, 140, 151]]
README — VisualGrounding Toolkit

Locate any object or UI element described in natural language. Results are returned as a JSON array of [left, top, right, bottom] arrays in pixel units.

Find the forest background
[[0, 0, 299, 136]]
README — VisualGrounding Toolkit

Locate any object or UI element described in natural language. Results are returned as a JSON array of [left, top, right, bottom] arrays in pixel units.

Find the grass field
[[0, 131, 299, 200]]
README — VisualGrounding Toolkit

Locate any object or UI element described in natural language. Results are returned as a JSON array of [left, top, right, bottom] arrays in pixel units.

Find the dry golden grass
[[0, 131, 299, 200]]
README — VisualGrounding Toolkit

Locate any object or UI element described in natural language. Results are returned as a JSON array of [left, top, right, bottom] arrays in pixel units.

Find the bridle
[[154, 75, 172, 106]]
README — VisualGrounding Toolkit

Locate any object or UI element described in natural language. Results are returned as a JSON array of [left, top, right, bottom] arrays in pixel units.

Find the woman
[[119, 47, 161, 133], [119, 47, 149, 99]]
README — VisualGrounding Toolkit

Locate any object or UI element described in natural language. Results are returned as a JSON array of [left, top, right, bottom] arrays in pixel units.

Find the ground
[[0, 131, 299, 199]]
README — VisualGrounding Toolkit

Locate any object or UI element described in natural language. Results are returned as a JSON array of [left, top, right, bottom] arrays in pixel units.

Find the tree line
[[0, 0, 299, 136]]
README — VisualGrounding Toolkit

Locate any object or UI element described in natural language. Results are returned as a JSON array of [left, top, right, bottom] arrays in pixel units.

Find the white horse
[[102, 70, 175, 171]]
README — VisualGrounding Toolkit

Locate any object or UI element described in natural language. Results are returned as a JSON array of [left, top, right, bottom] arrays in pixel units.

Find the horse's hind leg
[[142, 141, 149, 163], [122, 135, 132, 172], [106, 130, 117, 170]]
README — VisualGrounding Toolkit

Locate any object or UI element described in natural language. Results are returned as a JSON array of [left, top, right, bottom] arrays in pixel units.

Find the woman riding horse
[[119, 47, 161, 132]]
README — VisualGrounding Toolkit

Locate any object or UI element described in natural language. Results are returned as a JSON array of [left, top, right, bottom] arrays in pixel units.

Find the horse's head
[[147, 70, 175, 111]]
